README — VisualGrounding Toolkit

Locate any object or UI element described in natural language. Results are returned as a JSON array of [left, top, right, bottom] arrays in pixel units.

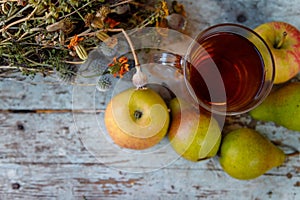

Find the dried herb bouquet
[[0, 0, 187, 87]]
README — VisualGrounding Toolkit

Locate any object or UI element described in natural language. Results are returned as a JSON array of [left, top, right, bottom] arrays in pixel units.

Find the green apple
[[168, 98, 221, 162], [254, 21, 300, 84], [104, 87, 170, 150]]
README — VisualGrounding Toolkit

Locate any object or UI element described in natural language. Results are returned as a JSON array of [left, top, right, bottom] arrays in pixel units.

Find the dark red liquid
[[187, 32, 265, 113]]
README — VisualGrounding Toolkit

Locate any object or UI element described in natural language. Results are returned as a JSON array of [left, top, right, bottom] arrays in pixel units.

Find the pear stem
[[273, 141, 300, 158], [286, 150, 300, 158], [275, 31, 287, 49]]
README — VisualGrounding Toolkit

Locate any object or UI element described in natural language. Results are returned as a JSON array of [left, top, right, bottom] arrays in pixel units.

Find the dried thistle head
[[96, 73, 113, 92]]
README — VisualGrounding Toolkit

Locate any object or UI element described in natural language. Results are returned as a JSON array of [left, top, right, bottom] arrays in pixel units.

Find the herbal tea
[[187, 32, 265, 113]]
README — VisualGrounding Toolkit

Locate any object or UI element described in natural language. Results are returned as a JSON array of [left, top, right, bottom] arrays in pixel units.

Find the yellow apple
[[254, 21, 300, 84], [104, 88, 170, 150]]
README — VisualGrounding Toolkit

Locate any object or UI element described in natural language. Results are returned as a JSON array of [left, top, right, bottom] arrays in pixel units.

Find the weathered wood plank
[[184, 0, 300, 38], [0, 112, 299, 200], [1, 0, 300, 199], [1, 0, 300, 111], [1, 113, 299, 168], [0, 162, 299, 200]]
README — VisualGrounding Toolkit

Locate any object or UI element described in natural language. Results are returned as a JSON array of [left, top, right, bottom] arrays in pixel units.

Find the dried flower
[[104, 18, 120, 29], [91, 16, 105, 29], [84, 13, 95, 27], [108, 56, 130, 78], [96, 5, 111, 20], [0, 0, 188, 82], [68, 35, 87, 60], [68, 35, 84, 50], [160, 0, 170, 18]]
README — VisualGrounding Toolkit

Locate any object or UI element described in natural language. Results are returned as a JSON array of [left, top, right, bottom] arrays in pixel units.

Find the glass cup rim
[[183, 23, 275, 116]]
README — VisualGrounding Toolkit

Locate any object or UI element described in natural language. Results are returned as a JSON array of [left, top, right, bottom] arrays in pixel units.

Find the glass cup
[[154, 23, 275, 116]]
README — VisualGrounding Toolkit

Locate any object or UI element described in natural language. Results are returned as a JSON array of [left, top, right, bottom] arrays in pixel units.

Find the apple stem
[[275, 31, 287, 49]]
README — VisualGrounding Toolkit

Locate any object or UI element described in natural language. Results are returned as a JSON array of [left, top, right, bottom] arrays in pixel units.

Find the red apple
[[254, 21, 300, 84]]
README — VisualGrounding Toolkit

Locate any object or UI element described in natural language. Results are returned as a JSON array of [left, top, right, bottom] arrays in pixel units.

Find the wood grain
[[0, 112, 299, 199], [1, 0, 300, 199]]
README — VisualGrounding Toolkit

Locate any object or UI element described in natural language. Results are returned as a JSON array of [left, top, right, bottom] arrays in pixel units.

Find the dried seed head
[[91, 16, 105, 29], [132, 66, 148, 88], [96, 6, 111, 19], [96, 73, 113, 92], [84, 13, 95, 27]]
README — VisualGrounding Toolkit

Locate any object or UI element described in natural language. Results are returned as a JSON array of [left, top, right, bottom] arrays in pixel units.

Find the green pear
[[168, 98, 221, 162], [219, 128, 286, 180], [249, 82, 300, 131]]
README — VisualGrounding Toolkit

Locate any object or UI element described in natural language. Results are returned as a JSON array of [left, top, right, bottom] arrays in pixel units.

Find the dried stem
[[0, 0, 18, 2], [107, 28, 140, 67], [0, 0, 164, 80], [110, 0, 134, 8], [0, 4, 39, 33], [2, 4, 32, 23], [58, 0, 97, 20]]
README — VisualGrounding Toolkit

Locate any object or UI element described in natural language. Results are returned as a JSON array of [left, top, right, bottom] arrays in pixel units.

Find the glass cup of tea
[[153, 23, 275, 115]]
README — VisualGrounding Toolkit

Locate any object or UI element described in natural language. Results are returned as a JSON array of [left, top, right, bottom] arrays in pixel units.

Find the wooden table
[[1, 0, 299, 199]]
